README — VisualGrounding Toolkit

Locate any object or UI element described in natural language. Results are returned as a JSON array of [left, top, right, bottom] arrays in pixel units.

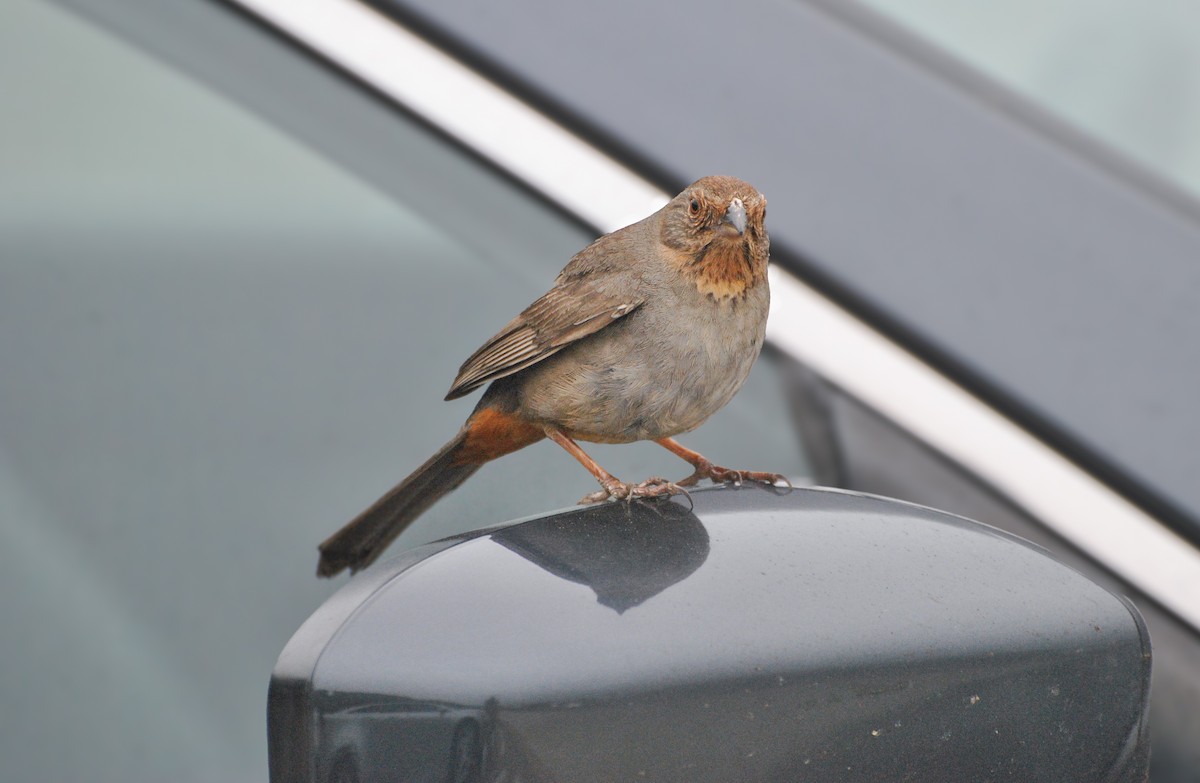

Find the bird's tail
[[317, 405, 546, 578], [317, 430, 481, 578]]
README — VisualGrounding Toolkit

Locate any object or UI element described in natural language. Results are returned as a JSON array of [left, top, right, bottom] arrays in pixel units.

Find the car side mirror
[[269, 487, 1150, 782]]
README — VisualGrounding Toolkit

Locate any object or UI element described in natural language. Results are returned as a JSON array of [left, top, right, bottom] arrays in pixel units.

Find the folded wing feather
[[445, 279, 643, 400]]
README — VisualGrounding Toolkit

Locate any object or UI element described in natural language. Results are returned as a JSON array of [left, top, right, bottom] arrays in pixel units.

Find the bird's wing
[[445, 279, 643, 400]]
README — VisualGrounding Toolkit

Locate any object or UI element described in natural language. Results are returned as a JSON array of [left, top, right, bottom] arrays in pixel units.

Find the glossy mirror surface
[[271, 486, 1150, 782]]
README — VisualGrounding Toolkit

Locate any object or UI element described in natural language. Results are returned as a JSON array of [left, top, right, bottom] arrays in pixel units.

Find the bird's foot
[[578, 476, 688, 505], [678, 459, 793, 491]]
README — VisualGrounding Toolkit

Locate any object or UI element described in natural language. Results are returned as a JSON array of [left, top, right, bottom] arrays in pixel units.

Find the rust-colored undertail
[[317, 407, 543, 578]]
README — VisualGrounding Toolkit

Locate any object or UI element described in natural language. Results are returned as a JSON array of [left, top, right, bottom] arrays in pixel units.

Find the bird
[[317, 175, 788, 578]]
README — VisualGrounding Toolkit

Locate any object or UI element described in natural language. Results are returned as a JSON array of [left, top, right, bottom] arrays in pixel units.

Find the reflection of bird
[[318, 176, 787, 578], [493, 498, 711, 614]]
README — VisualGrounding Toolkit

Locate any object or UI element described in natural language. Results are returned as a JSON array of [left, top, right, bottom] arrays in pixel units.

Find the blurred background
[[864, 0, 1200, 199], [2, 0, 1198, 780]]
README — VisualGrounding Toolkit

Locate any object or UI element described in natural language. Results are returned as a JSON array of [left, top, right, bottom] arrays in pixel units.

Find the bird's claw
[[680, 460, 793, 491], [578, 476, 688, 505], [579, 464, 792, 505], [578, 488, 615, 505], [632, 476, 686, 498]]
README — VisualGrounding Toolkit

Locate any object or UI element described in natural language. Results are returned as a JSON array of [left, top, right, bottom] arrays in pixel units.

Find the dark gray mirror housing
[[270, 487, 1150, 782]]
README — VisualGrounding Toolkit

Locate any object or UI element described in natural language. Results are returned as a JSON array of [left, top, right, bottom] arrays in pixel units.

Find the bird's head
[[660, 175, 769, 297]]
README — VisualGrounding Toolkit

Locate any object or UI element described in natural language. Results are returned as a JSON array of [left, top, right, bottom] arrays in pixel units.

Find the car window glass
[[859, 0, 1200, 201], [0, 2, 809, 780]]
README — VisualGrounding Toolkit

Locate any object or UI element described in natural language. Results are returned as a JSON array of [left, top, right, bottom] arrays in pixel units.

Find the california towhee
[[317, 175, 787, 577]]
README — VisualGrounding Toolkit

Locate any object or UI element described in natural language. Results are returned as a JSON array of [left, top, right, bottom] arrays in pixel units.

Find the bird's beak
[[722, 198, 747, 235]]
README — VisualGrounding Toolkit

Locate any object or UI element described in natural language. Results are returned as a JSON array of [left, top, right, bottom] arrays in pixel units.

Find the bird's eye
[[689, 198, 701, 215]]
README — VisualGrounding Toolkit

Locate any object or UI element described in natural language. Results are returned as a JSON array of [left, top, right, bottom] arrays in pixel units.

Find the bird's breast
[[517, 279, 769, 443]]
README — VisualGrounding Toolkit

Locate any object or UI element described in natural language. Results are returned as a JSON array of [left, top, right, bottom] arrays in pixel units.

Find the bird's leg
[[544, 427, 685, 504], [656, 437, 792, 490]]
